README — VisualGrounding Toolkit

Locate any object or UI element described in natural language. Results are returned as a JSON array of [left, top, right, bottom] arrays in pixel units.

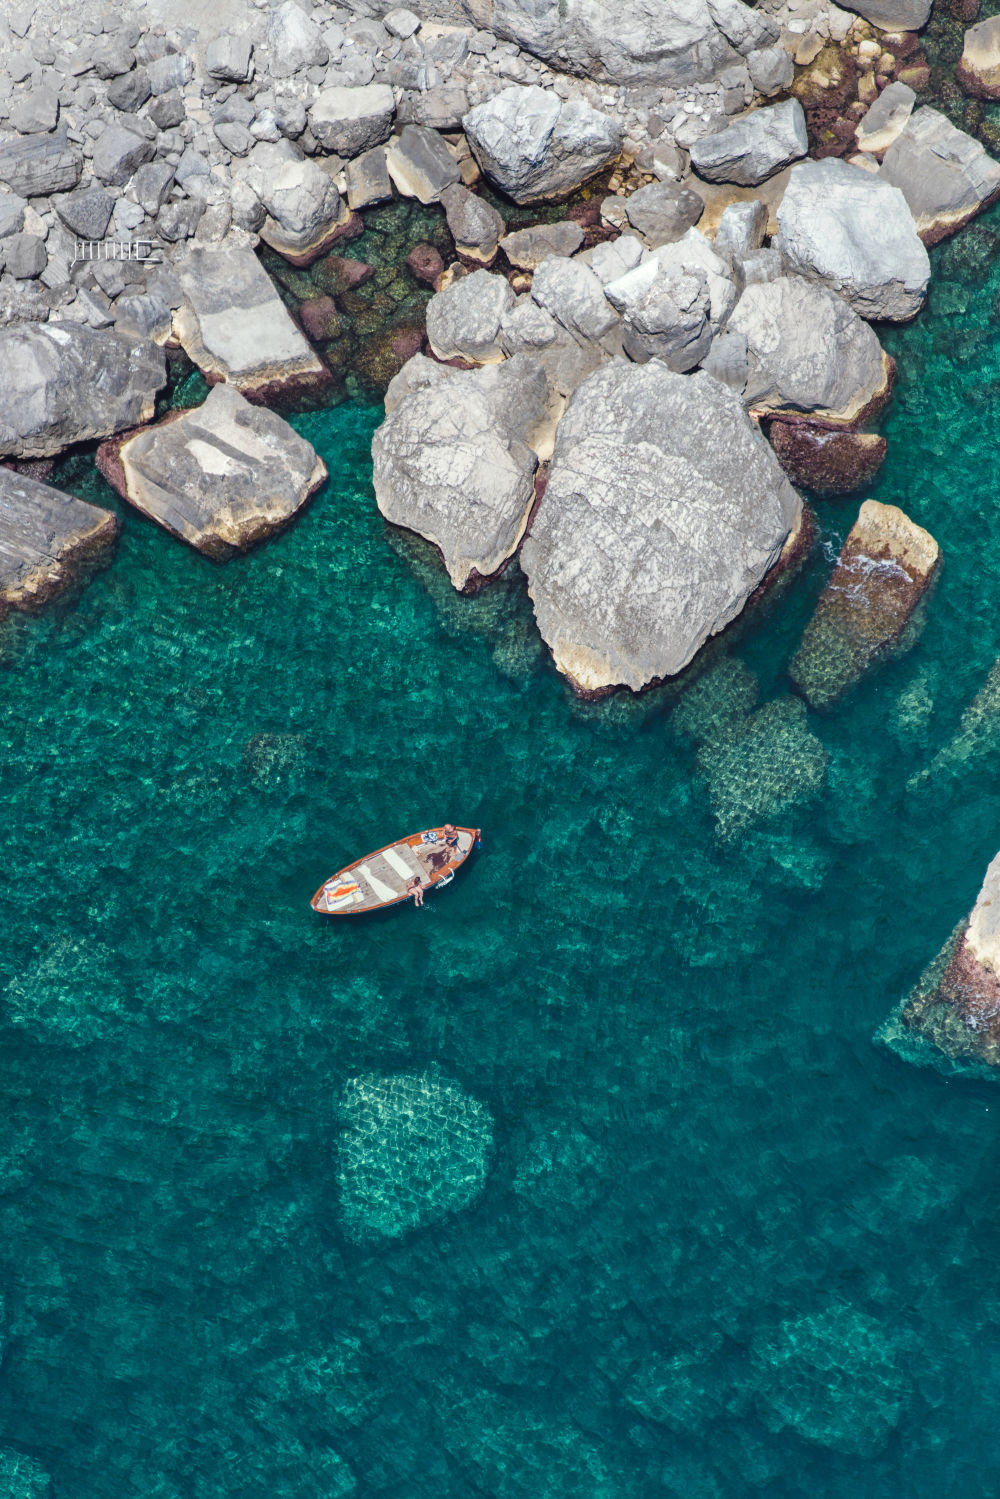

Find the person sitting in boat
[[441, 824, 461, 861], [405, 875, 425, 907]]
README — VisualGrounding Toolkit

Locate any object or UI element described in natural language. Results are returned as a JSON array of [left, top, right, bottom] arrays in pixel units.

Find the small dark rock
[[407, 241, 444, 285], [147, 91, 186, 130], [299, 294, 342, 341], [767, 421, 888, 497], [107, 67, 152, 113]]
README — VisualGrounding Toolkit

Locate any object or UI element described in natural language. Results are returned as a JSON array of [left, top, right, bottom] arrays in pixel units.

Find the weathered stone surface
[[623, 180, 705, 244], [790, 499, 939, 708], [106, 68, 152, 113], [691, 99, 808, 186], [96, 384, 326, 560], [500, 220, 583, 269], [3, 232, 46, 279], [267, 0, 330, 77], [309, 84, 395, 156], [10, 87, 60, 136], [0, 193, 26, 239], [854, 81, 915, 155], [54, 186, 114, 241], [241, 145, 349, 264], [463, 86, 622, 205], [713, 198, 768, 259], [397, 85, 470, 131], [0, 130, 82, 197], [530, 255, 621, 349], [345, 147, 393, 210], [844, 0, 931, 27], [520, 362, 801, 693], [747, 43, 794, 96], [584, 232, 645, 284], [92, 36, 137, 80], [147, 54, 193, 96], [958, 15, 1000, 98], [730, 276, 892, 425], [386, 124, 461, 204], [441, 184, 505, 262], [767, 422, 887, 496], [0, 323, 165, 460], [776, 158, 930, 322], [901, 850, 1000, 1069], [373, 352, 548, 590], [500, 295, 609, 398], [880, 107, 1000, 246], [425, 268, 515, 363], [645, 228, 740, 330], [92, 124, 155, 187], [0, 466, 118, 618], [173, 244, 329, 402], [206, 34, 255, 83], [604, 257, 712, 368]]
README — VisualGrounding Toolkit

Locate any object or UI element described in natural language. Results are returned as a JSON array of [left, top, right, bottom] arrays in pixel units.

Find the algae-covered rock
[[789, 500, 940, 709], [752, 1305, 906, 1456], [911, 656, 1000, 786], [767, 422, 887, 497], [0, 1449, 49, 1499], [4, 936, 126, 1046], [336, 1070, 493, 1241], [673, 656, 760, 744], [696, 695, 828, 840]]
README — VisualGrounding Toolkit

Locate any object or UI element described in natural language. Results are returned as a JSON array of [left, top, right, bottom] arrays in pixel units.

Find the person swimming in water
[[405, 876, 425, 907]]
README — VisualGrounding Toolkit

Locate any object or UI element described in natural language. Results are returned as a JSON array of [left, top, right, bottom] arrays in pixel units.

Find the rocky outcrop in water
[[373, 352, 549, 591], [0, 323, 165, 459], [766, 423, 888, 497], [462, 86, 622, 204], [95, 384, 327, 560], [956, 16, 1000, 100], [789, 500, 939, 709], [902, 850, 1000, 1069], [0, 465, 118, 617], [776, 159, 930, 322], [880, 108, 1000, 246], [520, 362, 801, 694]]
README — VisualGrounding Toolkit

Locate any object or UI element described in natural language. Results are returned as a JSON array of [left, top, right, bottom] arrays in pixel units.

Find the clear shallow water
[[4, 213, 1000, 1497]]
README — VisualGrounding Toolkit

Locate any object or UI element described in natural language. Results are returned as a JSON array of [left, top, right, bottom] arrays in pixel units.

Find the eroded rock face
[[776, 158, 930, 322], [844, 0, 930, 28], [425, 268, 515, 363], [604, 257, 712, 369], [903, 850, 1000, 1068], [690, 98, 808, 186], [240, 144, 350, 265], [337, 1070, 493, 1241], [880, 108, 1000, 247], [767, 422, 887, 497], [0, 466, 118, 618], [500, 220, 584, 269], [95, 384, 327, 560], [957, 15, 1000, 99], [173, 243, 330, 403], [729, 276, 893, 425], [462, 85, 622, 204], [520, 362, 801, 694], [854, 81, 915, 156], [0, 323, 165, 459], [789, 499, 939, 708], [373, 352, 548, 591]]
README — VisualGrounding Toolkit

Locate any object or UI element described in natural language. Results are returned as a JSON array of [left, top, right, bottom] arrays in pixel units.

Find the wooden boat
[[311, 826, 481, 915]]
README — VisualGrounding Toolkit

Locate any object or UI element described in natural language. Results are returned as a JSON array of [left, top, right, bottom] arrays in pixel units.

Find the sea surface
[[3, 205, 1000, 1498]]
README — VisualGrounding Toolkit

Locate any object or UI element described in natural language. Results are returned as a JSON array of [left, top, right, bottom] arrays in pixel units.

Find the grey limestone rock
[[91, 124, 155, 187], [106, 67, 152, 113], [957, 15, 1000, 100], [645, 228, 740, 331], [854, 81, 915, 156], [384, 7, 422, 37], [623, 180, 705, 244], [520, 361, 801, 693], [0, 130, 82, 197], [776, 157, 930, 322], [215, 121, 255, 157], [54, 186, 114, 241], [845, 0, 931, 31], [267, 0, 330, 77], [206, 34, 255, 83], [3, 232, 46, 279], [530, 255, 621, 350], [241, 142, 348, 261], [157, 198, 205, 242], [500, 219, 584, 269], [700, 325, 748, 392], [385, 124, 461, 204], [463, 85, 622, 205], [0, 193, 27, 239], [690, 99, 807, 187], [101, 383, 327, 560], [146, 53, 194, 96], [113, 289, 172, 342], [425, 268, 515, 362], [746, 44, 793, 96], [500, 295, 609, 397], [584, 232, 645, 285], [0, 321, 165, 459], [373, 351, 548, 590], [173, 243, 328, 399], [396, 86, 470, 131], [345, 147, 393, 209], [92, 36, 137, 81], [0, 465, 118, 618], [148, 92, 185, 131], [713, 199, 767, 260], [603, 257, 712, 368], [309, 83, 395, 156], [10, 87, 60, 136], [880, 107, 1000, 246], [729, 275, 892, 424], [440, 183, 505, 262]]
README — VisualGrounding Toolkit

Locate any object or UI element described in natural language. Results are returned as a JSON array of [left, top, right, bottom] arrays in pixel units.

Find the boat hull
[[311, 826, 479, 915]]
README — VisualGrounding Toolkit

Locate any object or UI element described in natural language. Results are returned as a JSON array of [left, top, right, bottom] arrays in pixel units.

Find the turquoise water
[[4, 213, 1000, 1496]]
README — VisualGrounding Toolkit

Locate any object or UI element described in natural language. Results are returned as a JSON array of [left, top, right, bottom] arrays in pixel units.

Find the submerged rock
[[729, 276, 893, 426], [462, 85, 622, 204], [776, 158, 930, 322], [0, 323, 165, 460], [696, 695, 828, 840], [880, 108, 1000, 246], [910, 656, 1000, 787], [336, 1070, 493, 1241], [373, 352, 548, 591], [690, 99, 808, 186], [0, 1448, 49, 1499], [789, 500, 939, 709], [520, 362, 801, 694], [173, 244, 330, 404], [901, 850, 1000, 1068], [767, 422, 887, 497], [0, 466, 118, 618], [96, 384, 327, 561]]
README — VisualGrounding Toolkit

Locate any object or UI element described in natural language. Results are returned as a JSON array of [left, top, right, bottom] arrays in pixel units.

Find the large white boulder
[[462, 85, 621, 204]]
